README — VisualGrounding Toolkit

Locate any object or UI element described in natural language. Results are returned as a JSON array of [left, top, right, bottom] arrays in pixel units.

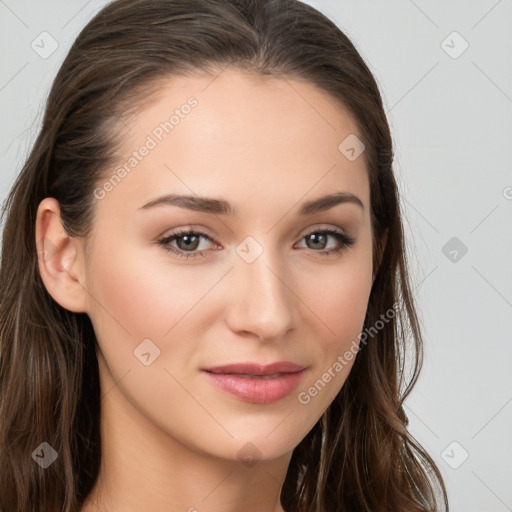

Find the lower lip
[[202, 369, 306, 404]]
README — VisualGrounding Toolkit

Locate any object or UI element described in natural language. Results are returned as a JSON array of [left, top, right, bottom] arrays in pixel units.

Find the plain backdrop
[[1, 1, 511, 511]]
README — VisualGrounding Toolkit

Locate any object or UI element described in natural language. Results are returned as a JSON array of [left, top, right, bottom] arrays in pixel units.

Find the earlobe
[[35, 197, 88, 313]]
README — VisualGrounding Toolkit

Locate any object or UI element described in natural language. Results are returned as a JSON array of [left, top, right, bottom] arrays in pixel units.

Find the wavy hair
[[0, 0, 448, 510]]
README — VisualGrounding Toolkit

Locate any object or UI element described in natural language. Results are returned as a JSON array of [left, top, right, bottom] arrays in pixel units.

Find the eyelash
[[157, 227, 355, 260]]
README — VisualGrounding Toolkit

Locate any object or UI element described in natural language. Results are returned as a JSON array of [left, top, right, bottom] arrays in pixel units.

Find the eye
[[158, 227, 355, 260], [157, 229, 218, 259], [295, 228, 355, 255]]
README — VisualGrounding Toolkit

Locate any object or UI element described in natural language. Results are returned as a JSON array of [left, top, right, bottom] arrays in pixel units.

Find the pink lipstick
[[201, 362, 306, 404]]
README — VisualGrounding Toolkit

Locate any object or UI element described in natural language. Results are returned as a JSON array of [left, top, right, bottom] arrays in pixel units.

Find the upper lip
[[202, 361, 306, 376]]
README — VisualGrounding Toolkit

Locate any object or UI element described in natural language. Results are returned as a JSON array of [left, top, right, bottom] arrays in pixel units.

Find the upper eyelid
[[160, 226, 350, 246], [158, 228, 354, 262]]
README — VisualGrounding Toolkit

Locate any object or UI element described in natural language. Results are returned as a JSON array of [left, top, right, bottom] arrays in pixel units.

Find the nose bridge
[[227, 240, 297, 340]]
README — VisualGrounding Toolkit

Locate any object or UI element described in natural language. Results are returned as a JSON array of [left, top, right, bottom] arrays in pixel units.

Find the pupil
[[179, 235, 199, 251], [308, 233, 326, 249]]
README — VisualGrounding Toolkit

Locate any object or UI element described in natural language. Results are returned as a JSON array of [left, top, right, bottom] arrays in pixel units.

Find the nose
[[225, 248, 298, 342]]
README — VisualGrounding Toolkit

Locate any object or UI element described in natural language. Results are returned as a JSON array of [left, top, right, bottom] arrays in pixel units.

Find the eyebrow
[[139, 191, 364, 215]]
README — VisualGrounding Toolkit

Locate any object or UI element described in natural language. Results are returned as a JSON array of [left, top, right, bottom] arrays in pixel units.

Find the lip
[[201, 361, 307, 404]]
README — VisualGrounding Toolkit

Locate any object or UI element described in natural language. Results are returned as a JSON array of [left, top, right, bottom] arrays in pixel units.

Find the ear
[[35, 197, 89, 313], [372, 228, 388, 283]]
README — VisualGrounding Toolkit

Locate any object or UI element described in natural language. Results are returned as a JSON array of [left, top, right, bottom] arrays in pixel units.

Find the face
[[79, 68, 374, 462]]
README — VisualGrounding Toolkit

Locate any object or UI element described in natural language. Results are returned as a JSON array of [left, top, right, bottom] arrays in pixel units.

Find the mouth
[[201, 361, 307, 404], [202, 361, 306, 376], [211, 372, 292, 379]]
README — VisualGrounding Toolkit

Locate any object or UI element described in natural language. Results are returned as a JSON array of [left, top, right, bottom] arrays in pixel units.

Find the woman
[[0, 0, 449, 511]]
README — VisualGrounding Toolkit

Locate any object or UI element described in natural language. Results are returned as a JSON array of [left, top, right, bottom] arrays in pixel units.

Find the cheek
[[295, 241, 373, 409], [307, 273, 370, 385], [320, 269, 371, 343], [86, 238, 210, 341], [311, 244, 373, 348], [87, 253, 168, 340], [84, 237, 228, 386]]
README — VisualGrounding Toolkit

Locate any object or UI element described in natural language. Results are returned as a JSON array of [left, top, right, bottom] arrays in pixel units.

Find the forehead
[[95, 68, 370, 219]]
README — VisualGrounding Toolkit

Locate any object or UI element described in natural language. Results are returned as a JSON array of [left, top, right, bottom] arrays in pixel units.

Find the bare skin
[[36, 68, 381, 512]]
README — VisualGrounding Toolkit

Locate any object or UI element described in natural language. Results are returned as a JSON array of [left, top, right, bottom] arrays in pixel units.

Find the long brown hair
[[0, 0, 449, 510]]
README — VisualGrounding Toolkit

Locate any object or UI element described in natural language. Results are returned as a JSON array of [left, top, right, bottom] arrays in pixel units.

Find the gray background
[[1, 1, 511, 510]]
